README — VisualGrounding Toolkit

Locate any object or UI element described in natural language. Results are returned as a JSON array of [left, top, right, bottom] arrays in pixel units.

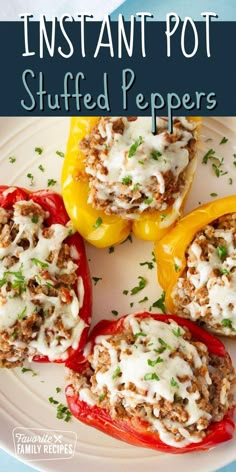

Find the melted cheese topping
[[174, 225, 236, 333], [0, 200, 85, 361], [79, 315, 213, 447], [85, 117, 198, 218]]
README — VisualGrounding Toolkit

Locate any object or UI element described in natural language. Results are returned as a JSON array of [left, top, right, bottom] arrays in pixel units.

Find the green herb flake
[[11, 331, 18, 339], [47, 179, 57, 187], [210, 192, 218, 197], [221, 319, 236, 331], [0, 278, 7, 287], [158, 337, 173, 351], [112, 366, 121, 379], [147, 357, 163, 367], [174, 263, 180, 272], [138, 160, 144, 165], [219, 137, 228, 145], [122, 176, 132, 185], [134, 332, 147, 339], [152, 291, 166, 314], [56, 150, 65, 158], [139, 260, 154, 270], [56, 404, 72, 422], [27, 173, 34, 186], [31, 258, 49, 269], [144, 373, 160, 381], [9, 156, 16, 163], [138, 296, 148, 304], [170, 377, 179, 388], [161, 214, 167, 221], [151, 150, 162, 160], [128, 136, 143, 157], [35, 147, 43, 155], [56, 387, 61, 393], [217, 245, 228, 261], [202, 148, 216, 164], [111, 310, 118, 316], [144, 197, 153, 205], [49, 396, 59, 405], [123, 289, 129, 295], [98, 394, 105, 402], [93, 217, 103, 229], [92, 276, 102, 286], [130, 276, 147, 295], [219, 267, 230, 276], [21, 367, 38, 376], [17, 306, 27, 320], [31, 215, 39, 224], [122, 234, 133, 244], [38, 164, 45, 172], [172, 327, 182, 337], [133, 183, 140, 192], [130, 302, 134, 308], [108, 246, 115, 254]]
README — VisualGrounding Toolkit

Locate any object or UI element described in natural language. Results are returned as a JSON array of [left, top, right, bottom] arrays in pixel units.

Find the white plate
[[0, 117, 235, 472]]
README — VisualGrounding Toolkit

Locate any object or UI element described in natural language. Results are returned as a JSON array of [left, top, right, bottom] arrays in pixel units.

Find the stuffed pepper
[[65, 312, 235, 453], [0, 186, 92, 368], [155, 196, 236, 336], [61, 116, 200, 248]]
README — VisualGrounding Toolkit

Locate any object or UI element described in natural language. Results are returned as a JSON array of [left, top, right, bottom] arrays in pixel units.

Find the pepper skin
[[0, 186, 92, 366], [154, 195, 236, 313], [65, 312, 235, 454], [61, 117, 200, 248]]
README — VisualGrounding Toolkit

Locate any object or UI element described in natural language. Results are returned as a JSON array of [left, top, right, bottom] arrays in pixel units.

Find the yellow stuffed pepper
[[155, 196, 236, 336], [61, 116, 200, 248]]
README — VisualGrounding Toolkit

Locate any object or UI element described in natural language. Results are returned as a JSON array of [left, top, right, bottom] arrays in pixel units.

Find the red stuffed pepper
[[0, 186, 92, 368], [66, 312, 235, 454]]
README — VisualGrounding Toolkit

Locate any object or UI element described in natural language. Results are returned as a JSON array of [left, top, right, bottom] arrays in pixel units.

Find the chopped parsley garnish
[[47, 179, 57, 187], [130, 276, 147, 295], [138, 296, 148, 303], [123, 290, 129, 295], [172, 327, 182, 337], [133, 183, 140, 192], [202, 148, 216, 164], [139, 260, 154, 270], [111, 310, 118, 316], [35, 147, 43, 155], [221, 319, 236, 331], [161, 213, 167, 221], [17, 306, 27, 320], [49, 398, 72, 422], [21, 367, 37, 376], [152, 291, 166, 314], [134, 332, 147, 339], [130, 302, 134, 308], [31, 215, 39, 223], [144, 197, 153, 205], [147, 357, 163, 367], [56, 150, 65, 157], [98, 394, 105, 402], [144, 373, 160, 381], [151, 150, 162, 160], [138, 160, 144, 165], [122, 234, 133, 244], [122, 176, 132, 185], [112, 366, 121, 379], [9, 156, 16, 163], [210, 192, 218, 197], [27, 173, 34, 186], [217, 245, 228, 261], [93, 217, 103, 229], [0, 278, 7, 287], [56, 387, 61, 393], [158, 337, 173, 351], [31, 258, 49, 268], [128, 136, 143, 157], [38, 164, 45, 172], [212, 158, 228, 178], [219, 137, 228, 145], [174, 263, 180, 272], [109, 246, 114, 254], [218, 267, 230, 275], [104, 143, 108, 150], [170, 377, 179, 388], [229, 178, 233, 185], [92, 276, 102, 285]]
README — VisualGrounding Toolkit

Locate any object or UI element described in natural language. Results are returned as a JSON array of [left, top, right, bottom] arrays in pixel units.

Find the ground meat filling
[[80, 117, 198, 219], [0, 200, 84, 367], [69, 316, 235, 448], [172, 213, 236, 335]]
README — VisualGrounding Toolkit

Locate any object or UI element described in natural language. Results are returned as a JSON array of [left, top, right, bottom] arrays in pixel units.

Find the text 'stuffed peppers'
[[61, 117, 200, 248], [154, 195, 236, 313]]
